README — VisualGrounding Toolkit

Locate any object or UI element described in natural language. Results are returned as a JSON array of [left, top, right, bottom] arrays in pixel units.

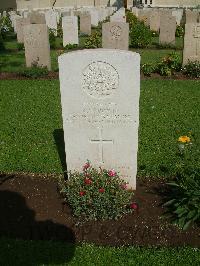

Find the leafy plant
[[0, 14, 13, 40], [17, 42, 24, 51], [151, 30, 159, 37], [175, 25, 184, 37], [60, 161, 137, 221], [84, 31, 101, 49], [49, 29, 56, 49], [0, 33, 5, 51], [129, 21, 152, 48], [18, 65, 49, 79], [156, 52, 181, 76], [164, 134, 200, 229], [141, 63, 155, 76], [126, 11, 138, 27], [64, 43, 78, 50], [182, 61, 200, 78]]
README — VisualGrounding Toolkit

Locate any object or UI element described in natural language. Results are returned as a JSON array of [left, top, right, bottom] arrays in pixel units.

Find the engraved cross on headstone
[[90, 128, 113, 164]]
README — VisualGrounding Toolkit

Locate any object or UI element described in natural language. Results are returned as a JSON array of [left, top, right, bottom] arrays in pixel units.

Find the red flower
[[84, 178, 92, 185], [108, 169, 116, 177], [99, 188, 105, 193], [130, 202, 138, 210], [121, 183, 127, 190], [79, 191, 86, 196], [83, 162, 90, 171]]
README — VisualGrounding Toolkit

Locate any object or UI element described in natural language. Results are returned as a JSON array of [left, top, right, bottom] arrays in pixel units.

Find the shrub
[[156, 52, 181, 76], [182, 61, 200, 78], [17, 42, 24, 51], [129, 21, 152, 48], [18, 65, 49, 79], [49, 29, 56, 49], [0, 15, 13, 40], [141, 63, 155, 76], [84, 31, 101, 49], [0, 33, 5, 51], [60, 161, 136, 221], [151, 30, 159, 37], [126, 11, 138, 27], [175, 25, 184, 37], [64, 43, 78, 50], [57, 18, 63, 38], [164, 134, 200, 230]]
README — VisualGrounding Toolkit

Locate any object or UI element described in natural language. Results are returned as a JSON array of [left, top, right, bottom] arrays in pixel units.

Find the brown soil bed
[[0, 72, 199, 81], [0, 173, 200, 247]]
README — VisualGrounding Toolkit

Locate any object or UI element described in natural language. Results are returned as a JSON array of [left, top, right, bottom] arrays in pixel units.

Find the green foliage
[[151, 30, 159, 37], [84, 31, 101, 49], [156, 52, 181, 76], [130, 21, 152, 48], [0, 33, 5, 51], [18, 65, 49, 79], [141, 63, 155, 76], [60, 162, 135, 221], [182, 61, 200, 78], [164, 134, 200, 229], [156, 43, 177, 49], [0, 15, 13, 40], [126, 10, 138, 27], [64, 43, 78, 50], [17, 42, 24, 51], [57, 17, 63, 38], [176, 25, 184, 37], [49, 29, 56, 49], [1, 238, 200, 266]]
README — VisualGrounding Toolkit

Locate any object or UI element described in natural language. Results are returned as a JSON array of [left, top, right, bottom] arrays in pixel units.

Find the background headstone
[[62, 16, 79, 46], [16, 18, 30, 43], [23, 24, 51, 70], [159, 14, 176, 45], [58, 49, 140, 189], [27, 11, 46, 24], [102, 22, 129, 50], [80, 13, 91, 35], [150, 10, 160, 32], [183, 23, 200, 65], [186, 10, 199, 24]]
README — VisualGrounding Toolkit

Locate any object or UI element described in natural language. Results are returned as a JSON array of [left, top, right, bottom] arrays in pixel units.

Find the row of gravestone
[[22, 20, 129, 70]]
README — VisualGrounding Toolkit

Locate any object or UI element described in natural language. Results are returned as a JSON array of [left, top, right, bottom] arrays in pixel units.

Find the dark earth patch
[[0, 173, 200, 247]]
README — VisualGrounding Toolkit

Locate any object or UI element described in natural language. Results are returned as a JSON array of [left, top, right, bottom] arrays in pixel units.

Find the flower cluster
[[60, 161, 137, 221]]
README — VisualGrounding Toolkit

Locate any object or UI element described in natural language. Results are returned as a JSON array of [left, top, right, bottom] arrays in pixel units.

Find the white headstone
[[58, 49, 140, 189], [62, 16, 79, 46], [45, 10, 58, 35], [23, 24, 51, 70], [183, 23, 200, 65]]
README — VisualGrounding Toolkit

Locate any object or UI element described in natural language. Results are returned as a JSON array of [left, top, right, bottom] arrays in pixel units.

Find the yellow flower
[[178, 136, 191, 143]]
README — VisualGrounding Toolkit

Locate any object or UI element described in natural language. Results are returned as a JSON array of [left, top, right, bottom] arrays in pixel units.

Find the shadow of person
[[0, 190, 75, 265], [53, 129, 68, 179]]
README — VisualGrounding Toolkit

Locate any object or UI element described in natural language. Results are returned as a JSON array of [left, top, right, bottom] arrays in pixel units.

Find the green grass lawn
[[0, 79, 199, 177], [0, 238, 200, 266], [1, 36, 183, 72]]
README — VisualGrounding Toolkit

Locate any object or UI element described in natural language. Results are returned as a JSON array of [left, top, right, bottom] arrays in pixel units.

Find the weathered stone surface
[[80, 13, 91, 35], [16, 17, 30, 43], [102, 22, 129, 50], [186, 10, 199, 24], [27, 11, 46, 24], [58, 49, 140, 189], [23, 24, 51, 70], [62, 16, 78, 46], [183, 23, 200, 65], [150, 10, 160, 32], [159, 14, 176, 45]]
